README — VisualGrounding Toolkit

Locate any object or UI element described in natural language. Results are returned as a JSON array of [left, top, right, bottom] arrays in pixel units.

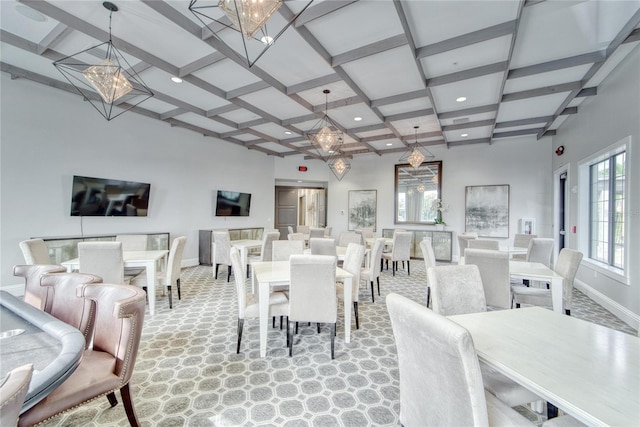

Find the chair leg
[[515, 303, 521, 308], [565, 309, 571, 316], [142, 287, 148, 304], [317, 323, 321, 333], [167, 285, 173, 309], [426, 286, 431, 308], [215, 264, 219, 279], [236, 318, 244, 354], [288, 320, 294, 357], [273, 317, 276, 328], [107, 391, 118, 407], [377, 277, 380, 296], [280, 316, 284, 329], [392, 261, 396, 276], [547, 402, 558, 419], [227, 266, 232, 282], [407, 260, 410, 276], [120, 383, 141, 427], [370, 281, 375, 303], [285, 316, 289, 347], [353, 302, 359, 329], [177, 278, 181, 300], [330, 323, 336, 359]]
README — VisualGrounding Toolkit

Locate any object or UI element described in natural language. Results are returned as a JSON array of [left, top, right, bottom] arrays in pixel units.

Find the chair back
[[213, 230, 232, 265], [40, 272, 103, 348], [309, 228, 325, 239], [386, 293, 489, 426], [324, 226, 332, 237], [364, 238, 386, 281], [310, 238, 337, 256], [391, 231, 412, 261], [341, 243, 365, 301], [0, 364, 33, 427], [78, 241, 126, 284], [287, 233, 305, 241], [77, 283, 146, 385], [289, 255, 337, 323], [467, 239, 499, 250], [526, 238, 554, 267], [338, 232, 361, 247], [166, 237, 187, 286], [464, 248, 510, 309], [297, 225, 310, 234], [555, 248, 583, 310], [115, 234, 147, 251], [457, 234, 477, 255], [512, 233, 537, 260], [259, 231, 280, 262], [13, 264, 67, 309], [230, 247, 249, 319], [19, 239, 51, 264], [272, 240, 304, 261], [428, 265, 487, 316], [287, 226, 294, 235], [420, 238, 436, 273], [355, 228, 374, 240]]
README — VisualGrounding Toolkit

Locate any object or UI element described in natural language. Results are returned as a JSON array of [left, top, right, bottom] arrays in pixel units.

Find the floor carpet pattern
[[37, 260, 636, 427]]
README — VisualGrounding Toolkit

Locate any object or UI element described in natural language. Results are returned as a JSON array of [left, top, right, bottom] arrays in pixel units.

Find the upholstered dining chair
[[18, 283, 147, 427], [467, 239, 500, 250], [512, 233, 537, 260], [464, 248, 511, 309], [297, 225, 310, 234], [336, 243, 365, 329], [115, 234, 148, 276], [288, 255, 338, 359], [247, 231, 280, 277], [78, 241, 132, 284], [309, 237, 337, 256], [272, 240, 304, 261], [19, 238, 51, 264], [323, 226, 332, 237], [132, 236, 187, 309], [212, 230, 232, 281], [13, 264, 68, 310], [526, 238, 555, 267], [386, 293, 534, 426], [382, 231, 412, 276], [230, 247, 289, 353], [287, 232, 305, 241], [338, 232, 361, 247], [427, 264, 542, 411], [512, 248, 583, 315], [419, 238, 437, 307], [308, 228, 325, 239], [287, 226, 294, 235], [0, 364, 33, 427], [361, 238, 386, 303], [457, 233, 477, 263]]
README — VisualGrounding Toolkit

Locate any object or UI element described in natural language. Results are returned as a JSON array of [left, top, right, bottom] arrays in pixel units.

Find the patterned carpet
[[38, 260, 636, 427]]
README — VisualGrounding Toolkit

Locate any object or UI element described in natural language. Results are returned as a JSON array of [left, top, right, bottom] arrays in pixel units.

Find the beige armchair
[[0, 364, 33, 427], [13, 264, 68, 310], [19, 283, 147, 427], [336, 243, 365, 329], [386, 293, 533, 426], [361, 238, 385, 303], [18, 238, 51, 264], [288, 255, 337, 359]]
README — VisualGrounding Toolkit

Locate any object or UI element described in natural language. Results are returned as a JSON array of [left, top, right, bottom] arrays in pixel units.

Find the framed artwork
[[519, 218, 536, 235], [465, 185, 510, 238], [348, 190, 377, 231]]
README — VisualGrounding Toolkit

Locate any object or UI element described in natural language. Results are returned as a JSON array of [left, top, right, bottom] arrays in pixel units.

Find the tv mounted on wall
[[70, 175, 151, 216], [216, 191, 251, 217]]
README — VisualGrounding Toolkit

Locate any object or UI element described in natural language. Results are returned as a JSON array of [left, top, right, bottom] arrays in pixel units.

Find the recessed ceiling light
[[171, 76, 183, 83], [15, 4, 47, 22], [386, 143, 393, 146], [461, 133, 469, 137], [284, 131, 292, 135], [456, 96, 467, 102], [354, 117, 362, 121], [297, 180, 303, 183]]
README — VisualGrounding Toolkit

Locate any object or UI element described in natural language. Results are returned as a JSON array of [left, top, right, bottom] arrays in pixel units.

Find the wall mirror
[[395, 161, 442, 224]]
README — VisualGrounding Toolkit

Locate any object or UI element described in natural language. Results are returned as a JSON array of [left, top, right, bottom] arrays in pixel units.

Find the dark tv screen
[[70, 175, 150, 216], [216, 191, 251, 217]]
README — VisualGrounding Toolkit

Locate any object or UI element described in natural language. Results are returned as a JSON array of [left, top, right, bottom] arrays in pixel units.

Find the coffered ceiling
[[2, 0, 639, 160]]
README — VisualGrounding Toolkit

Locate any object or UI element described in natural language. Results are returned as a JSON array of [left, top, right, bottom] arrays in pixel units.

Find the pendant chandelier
[[327, 152, 351, 181], [399, 126, 435, 169], [52, 2, 153, 121], [189, 0, 314, 68], [307, 89, 344, 154]]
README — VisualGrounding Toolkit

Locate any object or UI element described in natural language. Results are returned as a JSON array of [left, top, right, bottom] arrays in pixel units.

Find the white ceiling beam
[[426, 61, 508, 87], [286, 74, 342, 95], [37, 23, 72, 55], [502, 81, 582, 102], [331, 34, 407, 67], [179, 52, 227, 76], [508, 51, 606, 79], [438, 104, 498, 120], [442, 119, 495, 132], [293, 0, 358, 27]]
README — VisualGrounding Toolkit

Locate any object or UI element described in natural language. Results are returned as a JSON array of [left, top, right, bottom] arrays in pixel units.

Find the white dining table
[[61, 250, 168, 315], [509, 261, 563, 313], [230, 239, 262, 277], [450, 307, 640, 426], [251, 260, 354, 358]]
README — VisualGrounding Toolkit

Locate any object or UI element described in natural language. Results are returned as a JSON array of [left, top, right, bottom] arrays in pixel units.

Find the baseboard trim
[[574, 278, 639, 330], [182, 258, 200, 269]]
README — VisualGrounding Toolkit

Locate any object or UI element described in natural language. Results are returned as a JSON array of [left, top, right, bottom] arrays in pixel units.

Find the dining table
[[509, 261, 563, 313], [450, 307, 640, 426], [0, 291, 85, 413], [230, 239, 263, 278], [251, 260, 354, 358], [61, 249, 168, 315]]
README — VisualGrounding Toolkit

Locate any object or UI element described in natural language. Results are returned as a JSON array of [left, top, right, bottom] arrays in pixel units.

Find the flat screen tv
[[216, 190, 251, 217], [70, 175, 150, 216]]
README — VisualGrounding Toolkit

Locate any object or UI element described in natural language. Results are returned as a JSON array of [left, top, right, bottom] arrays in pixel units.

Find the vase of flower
[[431, 199, 448, 231]]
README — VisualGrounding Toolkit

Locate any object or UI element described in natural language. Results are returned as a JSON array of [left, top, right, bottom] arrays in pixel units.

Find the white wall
[[552, 44, 640, 322], [1, 75, 276, 287]]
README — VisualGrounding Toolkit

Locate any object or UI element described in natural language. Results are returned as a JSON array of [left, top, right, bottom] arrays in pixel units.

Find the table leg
[[551, 276, 563, 313], [259, 279, 269, 357], [343, 277, 352, 344]]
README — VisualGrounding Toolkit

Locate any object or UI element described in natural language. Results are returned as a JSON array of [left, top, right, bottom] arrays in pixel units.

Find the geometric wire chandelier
[[399, 125, 435, 169], [189, 0, 314, 68], [52, 2, 153, 121]]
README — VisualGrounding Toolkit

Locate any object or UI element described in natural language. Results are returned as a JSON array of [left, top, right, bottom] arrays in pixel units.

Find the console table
[[382, 229, 453, 262], [199, 228, 264, 265]]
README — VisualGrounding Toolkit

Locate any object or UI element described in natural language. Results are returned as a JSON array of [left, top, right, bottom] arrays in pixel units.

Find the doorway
[[554, 165, 570, 262], [274, 182, 327, 238]]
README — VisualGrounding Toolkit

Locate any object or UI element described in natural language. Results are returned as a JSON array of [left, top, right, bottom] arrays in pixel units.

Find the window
[[589, 151, 625, 270]]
